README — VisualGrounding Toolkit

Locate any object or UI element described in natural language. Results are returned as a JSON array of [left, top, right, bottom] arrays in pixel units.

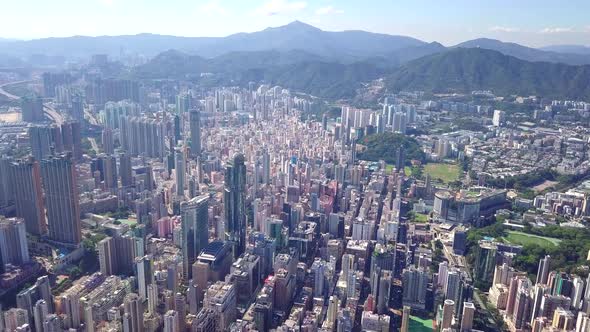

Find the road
[[0, 80, 64, 126], [83, 108, 100, 154], [0, 80, 31, 100]]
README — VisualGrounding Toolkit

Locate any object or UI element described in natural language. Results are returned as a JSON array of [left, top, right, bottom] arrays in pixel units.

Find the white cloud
[[540, 27, 574, 34], [98, 0, 114, 6], [316, 6, 344, 15], [489, 26, 519, 33], [199, 0, 227, 16], [255, 0, 307, 16]]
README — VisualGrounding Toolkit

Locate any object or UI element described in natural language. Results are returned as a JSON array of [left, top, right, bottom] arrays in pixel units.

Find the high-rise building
[[402, 266, 429, 310], [530, 284, 550, 323], [492, 110, 506, 127], [174, 293, 186, 332], [97, 235, 136, 276], [181, 195, 209, 280], [119, 116, 165, 159], [33, 300, 48, 332], [164, 310, 179, 332], [513, 288, 533, 330], [460, 302, 475, 331], [326, 295, 339, 327], [175, 148, 185, 198], [101, 154, 118, 190], [441, 299, 455, 330], [0, 217, 30, 266], [60, 121, 82, 160], [70, 94, 84, 124], [202, 281, 237, 332], [123, 293, 144, 332], [40, 153, 81, 246], [102, 128, 114, 155], [84, 302, 94, 332], [10, 158, 46, 236], [446, 270, 464, 313], [136, 255, 154, 301], [262, 150, 270, 185], [377, 270, 393, 314], [536, 255, 551, 285], [224, 154, 247, 259], [21, 95, 44, 122], [29, 125, 55, 161], [189, 109, 201, 157], [176, 93, 191, 114], [61, 293, 81, 329], [147, 284, 158, 315], [119, 151, 133, 187], [0, 156, 14, 208], [4, 308, 29, 332], [474, 241, 497, 288], [16, 276, 53, 318], [401, 306, 411, 332]]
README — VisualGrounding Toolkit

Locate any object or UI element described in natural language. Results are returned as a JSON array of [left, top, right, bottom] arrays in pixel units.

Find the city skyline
[[1, 2, 590, 331], [1, 0, 589, 47]]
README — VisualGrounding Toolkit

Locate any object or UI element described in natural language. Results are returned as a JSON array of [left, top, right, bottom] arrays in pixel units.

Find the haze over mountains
[[1, 21, 589, 65], [2, 21, 590, 100]]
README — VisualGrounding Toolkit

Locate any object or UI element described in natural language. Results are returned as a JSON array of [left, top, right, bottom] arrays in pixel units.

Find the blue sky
[[3, 0, 589, 47]]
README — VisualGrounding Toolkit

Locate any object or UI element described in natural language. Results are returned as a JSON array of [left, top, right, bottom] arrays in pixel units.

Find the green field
[[424, 163, 461, 183], [503, 230, 561, 248], [385, 164, 412, 176], [413, 213, 429, 223], [409, 316, 434, 332], [117, 219, 138, 226]]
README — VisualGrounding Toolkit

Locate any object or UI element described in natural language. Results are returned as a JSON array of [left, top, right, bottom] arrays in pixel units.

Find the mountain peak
[[281, 20, 322, 32]]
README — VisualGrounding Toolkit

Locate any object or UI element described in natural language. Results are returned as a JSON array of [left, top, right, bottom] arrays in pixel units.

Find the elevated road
[[0, 80, 30, 100], [0, 80, 64, 125]]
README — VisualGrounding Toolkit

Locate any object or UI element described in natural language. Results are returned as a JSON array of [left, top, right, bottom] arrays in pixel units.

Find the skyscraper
[[402, 266, 429, 310], [224, 153, 247, 259], [461, 302, 475, 332], [123, 293, 144, 332], [136, 255, 154, 301], [33, 300, 48, 332], [97, 235, 136, 276], [175, 148, 185, 198], [102, 128, 114, 155], [119, 151, 133, 187], [262, 150, 270, 185], [21, 95, 44, 122], [181, 194, 209, 280], [189, 109, 201, 157], [164, 310, 179, 332], [536, 255, 551, 285], [10, 158, 46, 236], [40, 153, 81, 246], [29, 125, 55, 161], [401, 306, 411, 332], [101, 154, 118, 190], [16, 276, 53, 317], [441, 299, 455, 330], [174, 293, 186, 332], [0, 217, 30, 267], [61, 293, 81, 329]]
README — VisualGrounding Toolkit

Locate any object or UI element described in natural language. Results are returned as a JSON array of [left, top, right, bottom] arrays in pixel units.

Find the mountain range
[[386, 48, 590, 100], [1, 21, 589, 66], [2, 21, 590, 100], [131, 47, 590, 100]]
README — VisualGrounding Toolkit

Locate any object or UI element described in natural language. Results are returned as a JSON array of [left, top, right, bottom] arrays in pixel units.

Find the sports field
[[503, 230, 561, 248], [409, 316, 434, 332], [424, 163, 461, 183]]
